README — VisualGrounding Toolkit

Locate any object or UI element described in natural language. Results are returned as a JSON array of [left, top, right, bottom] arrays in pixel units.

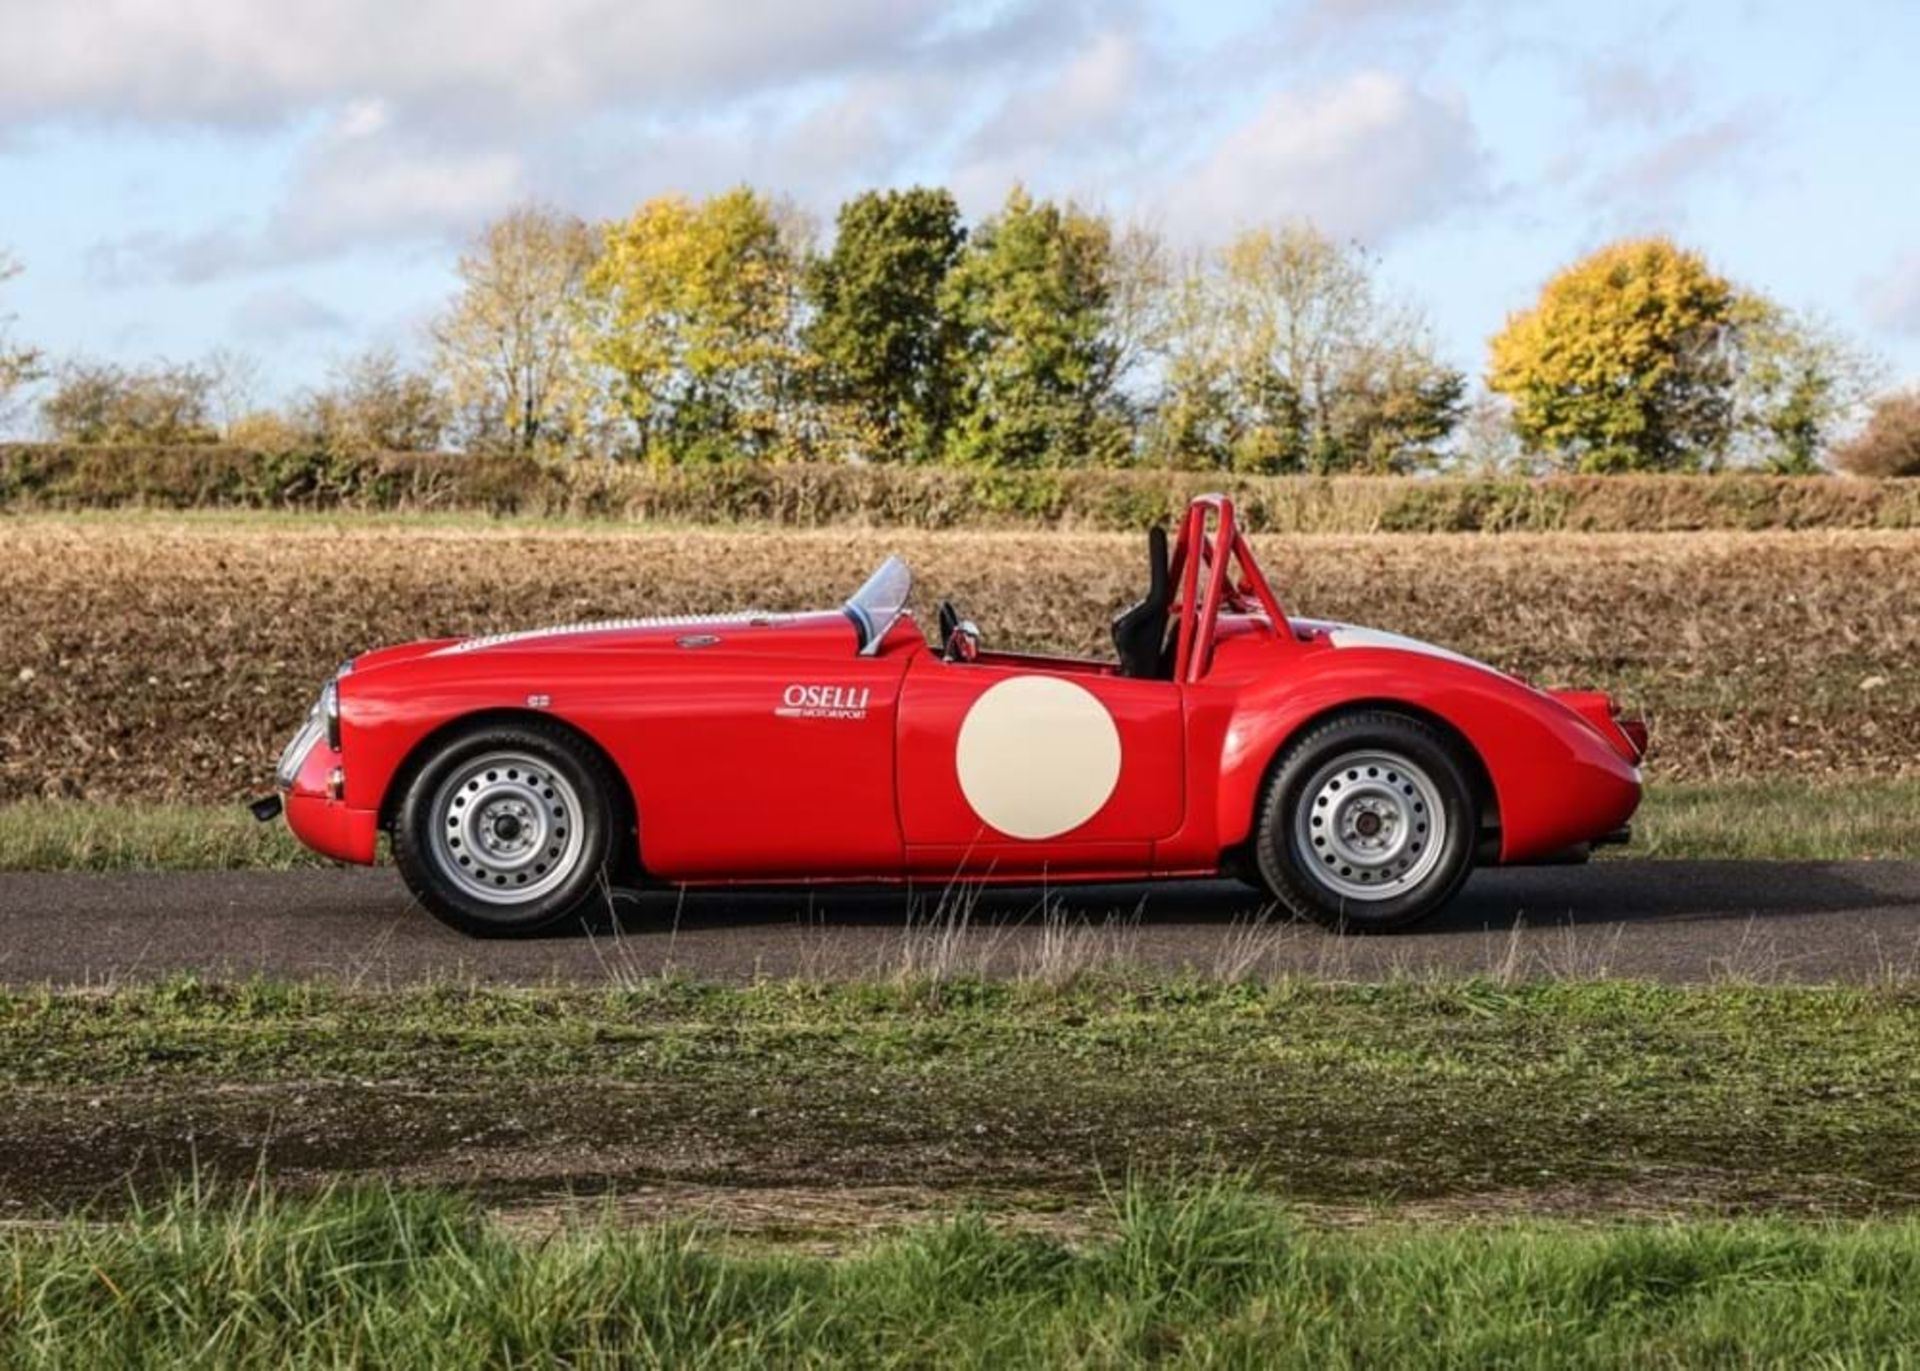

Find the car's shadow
[[1419, 860, 1909, 935], [567, 859, 1910, 940]]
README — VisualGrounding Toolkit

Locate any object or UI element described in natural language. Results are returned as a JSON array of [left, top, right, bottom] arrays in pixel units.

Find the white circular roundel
[[955, 676, 1122, 840]]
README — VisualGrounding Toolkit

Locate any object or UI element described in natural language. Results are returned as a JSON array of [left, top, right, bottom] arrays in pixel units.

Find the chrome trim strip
[[440, 611, 776, 654], [275, 712, 324, 789]]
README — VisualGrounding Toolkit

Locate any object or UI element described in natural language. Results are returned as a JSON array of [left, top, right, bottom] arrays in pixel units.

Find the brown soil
[[3, 518, 1915, 802], [4, 1076, 1909, 1230]]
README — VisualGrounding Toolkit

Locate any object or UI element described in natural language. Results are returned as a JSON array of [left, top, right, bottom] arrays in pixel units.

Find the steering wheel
[[936, 600, 981, 662]]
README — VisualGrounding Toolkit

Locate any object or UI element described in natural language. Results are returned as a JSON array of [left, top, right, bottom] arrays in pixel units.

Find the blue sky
[[1, 0, 1916, 415]]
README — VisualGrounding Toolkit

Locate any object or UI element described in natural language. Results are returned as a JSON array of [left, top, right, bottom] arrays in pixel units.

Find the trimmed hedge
[[3, 443, 1918, 532]]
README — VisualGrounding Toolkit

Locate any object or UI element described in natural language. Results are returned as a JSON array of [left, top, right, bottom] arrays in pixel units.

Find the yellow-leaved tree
[[578, 188, 808, 462], [1488, 238, 1739, 472], [435, 206, 597, 456]]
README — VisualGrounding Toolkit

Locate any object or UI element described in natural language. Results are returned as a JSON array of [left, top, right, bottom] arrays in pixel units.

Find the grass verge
[[2, 977, 1914, 1217], [3, 778, 1915, 872], [0, 800, 317, 870], [4, 1178, 1916, 1368], [1626, 777, 1920, 860]]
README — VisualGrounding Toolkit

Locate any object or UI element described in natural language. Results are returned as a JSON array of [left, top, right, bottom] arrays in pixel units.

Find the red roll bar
[[1168, 495, 1290, 683]]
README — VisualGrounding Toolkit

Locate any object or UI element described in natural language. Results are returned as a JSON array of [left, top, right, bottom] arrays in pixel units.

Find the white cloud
[[0, 0, 958, 128], [1288, 0, 1516, 53], [268, 108, 528, 256], [971, 29, 1145, 156], [1614, 112, 1768, 195], [1295, 0, 1451, 35], [84, 112, 528, 282], [498, 65, 986, 231], [1862, 252, 1920, 339], [1156, 72, 1489, 245], [939, 23, 1158, 219], [88, 226, 254, 286], [231, 286, 348, 340], [36, 5, 1497, 292], [1581, 108, 1771, 223], [739, 71, 976, 200], [1576, 58, 1696, 128], [40, 0, 1110, 274]]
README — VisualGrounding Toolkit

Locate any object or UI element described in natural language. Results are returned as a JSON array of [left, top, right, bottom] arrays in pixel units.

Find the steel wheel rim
[[428, 751, 587, 905], [1292, 749, 1447, 902]]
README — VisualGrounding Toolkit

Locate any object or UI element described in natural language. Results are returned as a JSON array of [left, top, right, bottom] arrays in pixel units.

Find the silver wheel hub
[[1293, 749, 1447, 902], [428, 751, 586, 905]]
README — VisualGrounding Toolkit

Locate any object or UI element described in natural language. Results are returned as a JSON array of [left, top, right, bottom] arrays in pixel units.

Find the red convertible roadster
[[259, 495, 1644, 935]]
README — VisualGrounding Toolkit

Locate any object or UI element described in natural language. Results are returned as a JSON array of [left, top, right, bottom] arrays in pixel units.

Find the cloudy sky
[[2, 0, 1915, 403]]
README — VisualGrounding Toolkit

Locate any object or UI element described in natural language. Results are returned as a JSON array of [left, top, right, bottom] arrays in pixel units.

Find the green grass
[[0, 801, 319, 871], [1630, 777, 1920, 860], [3, 1178, 1916, 1368], [6, 978, 1917, 1215], [2, 778, 1915, 872]]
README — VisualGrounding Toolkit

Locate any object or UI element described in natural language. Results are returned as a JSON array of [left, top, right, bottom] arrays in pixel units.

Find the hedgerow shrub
[[2, 443, 1915, 531]]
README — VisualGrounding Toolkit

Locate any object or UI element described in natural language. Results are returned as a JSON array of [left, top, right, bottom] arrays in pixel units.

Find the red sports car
[[259, 495, 1644, 935]]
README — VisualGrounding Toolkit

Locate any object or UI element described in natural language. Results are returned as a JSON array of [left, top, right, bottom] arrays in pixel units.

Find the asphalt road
[[1, 861, 1916, 986]]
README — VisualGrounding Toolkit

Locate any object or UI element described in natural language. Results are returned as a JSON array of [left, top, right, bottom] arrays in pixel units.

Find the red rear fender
[[1199, 650, 1642, 866], [1549, 689, 1647, 763]]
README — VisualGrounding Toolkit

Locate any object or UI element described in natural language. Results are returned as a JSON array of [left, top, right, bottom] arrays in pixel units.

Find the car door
[[895, 655, 1184, 875], [610, 648, 910, 880]]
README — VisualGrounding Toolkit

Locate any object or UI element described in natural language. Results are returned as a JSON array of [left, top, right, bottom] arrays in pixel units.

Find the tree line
[[3, 191, 1916, 475]]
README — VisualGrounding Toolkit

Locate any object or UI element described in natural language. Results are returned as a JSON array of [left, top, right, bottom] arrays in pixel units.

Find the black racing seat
[[1112, 525, 1171, 679]]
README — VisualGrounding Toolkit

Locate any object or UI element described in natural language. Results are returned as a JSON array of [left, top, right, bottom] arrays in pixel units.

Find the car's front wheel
[[391, 721, 617, 937], [1253, 711, 1478, 932]]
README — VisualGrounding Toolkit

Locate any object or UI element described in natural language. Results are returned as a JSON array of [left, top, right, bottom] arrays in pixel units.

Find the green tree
[[1731, 302, 1881, 473], [1488, 238, 1740, 472], [938, 187, 1123, 469], [436, 206, 597, 455], [579, 188, 807, 462], [803, 187, 965, 462], [1152, 225, 1463, 473]]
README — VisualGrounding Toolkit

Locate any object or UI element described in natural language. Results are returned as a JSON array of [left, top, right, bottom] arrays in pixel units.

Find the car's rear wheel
[[1253, 711, 1477, 932], [392, 721, 616, 937]]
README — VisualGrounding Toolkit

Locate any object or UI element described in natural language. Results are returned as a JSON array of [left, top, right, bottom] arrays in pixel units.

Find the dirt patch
[[3, 518, 1916, 802], [2, 979, 1913, 1225], [490, 1184, 1106, 1254], [5, 1077, 1912, 1229]]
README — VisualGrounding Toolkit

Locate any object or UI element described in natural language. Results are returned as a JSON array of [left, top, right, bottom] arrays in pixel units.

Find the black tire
[[1253, 710, 1478, 933], [391, 720, 619, 937]]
